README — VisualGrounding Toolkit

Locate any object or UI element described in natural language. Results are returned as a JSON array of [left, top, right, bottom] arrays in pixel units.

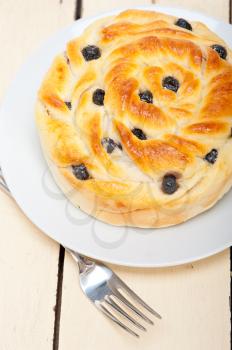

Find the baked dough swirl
[[36, 9, 232, 227]]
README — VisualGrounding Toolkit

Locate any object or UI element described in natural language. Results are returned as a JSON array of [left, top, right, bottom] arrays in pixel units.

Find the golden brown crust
[[35, 9, 232, 228]]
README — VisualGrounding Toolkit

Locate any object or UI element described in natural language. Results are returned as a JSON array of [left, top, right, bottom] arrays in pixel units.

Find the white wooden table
[[0, 1, 231, 349]]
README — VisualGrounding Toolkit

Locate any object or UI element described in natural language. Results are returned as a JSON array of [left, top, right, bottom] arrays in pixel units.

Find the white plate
[[0, 5, 232, 267]]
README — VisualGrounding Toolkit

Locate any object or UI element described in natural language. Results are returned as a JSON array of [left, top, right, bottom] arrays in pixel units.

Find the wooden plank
[[155, 0, 229, 21], [0, 1, 75, 349], [82, 0, 152, 17], [59, 1, 231, 349], [82, 0, 229, 21], [0, 192, 58, 350]]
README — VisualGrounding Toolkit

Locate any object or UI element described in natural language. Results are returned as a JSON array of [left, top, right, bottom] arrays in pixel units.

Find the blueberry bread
[[36, 9, 232, 228]]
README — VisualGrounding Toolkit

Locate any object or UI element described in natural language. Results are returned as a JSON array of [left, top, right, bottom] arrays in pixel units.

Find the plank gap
[[53, 3, 82, 348], [53, 245, 65, 350], [230, 0, 232, 23], [229, 0, 232, 327], [230, 249, 232, 349], [74, 0, 82, 20], [229, 0, 232, 344]]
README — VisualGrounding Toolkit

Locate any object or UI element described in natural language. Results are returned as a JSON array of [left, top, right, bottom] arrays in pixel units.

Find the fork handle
[[0, 166, 10, 195], [67, 248, 96, 273]]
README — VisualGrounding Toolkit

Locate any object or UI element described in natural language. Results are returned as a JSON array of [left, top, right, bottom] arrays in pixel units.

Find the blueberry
[[204, 149, 218, 164], [72, 164, 90, 180], [81, 45, 101, 61], [211, 44, 227, 60], [92, 89, 105, 106], [131, 128, 147, 140], [65, 101, 72, 110], [138, 90, 153, 104], [175, 18, 192, 31], [162, 76, 180, 93], [101, 137, 122, 154], [162, 174, 179, 194]]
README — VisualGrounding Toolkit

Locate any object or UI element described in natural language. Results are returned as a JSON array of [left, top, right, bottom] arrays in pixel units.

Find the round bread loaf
[[36, 9, 232, 228]]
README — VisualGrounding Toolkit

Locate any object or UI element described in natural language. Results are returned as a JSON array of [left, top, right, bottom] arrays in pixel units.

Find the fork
[[69, 250, 161, 337], [0, 166, 161, 337]]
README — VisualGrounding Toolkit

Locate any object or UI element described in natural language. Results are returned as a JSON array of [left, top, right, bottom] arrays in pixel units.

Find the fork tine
[[96, 302, 139, 338], [105, 296, 147, 332], [113, 289, 154, 325], [117, 278, 162, 319]]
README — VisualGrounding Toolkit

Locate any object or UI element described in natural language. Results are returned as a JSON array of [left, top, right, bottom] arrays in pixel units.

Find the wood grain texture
[[0, 1, 75, 349], [59, 1, 231, 349]]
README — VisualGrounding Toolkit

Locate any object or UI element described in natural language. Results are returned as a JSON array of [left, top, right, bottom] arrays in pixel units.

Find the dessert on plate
[[36, 9, 232, 228]]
